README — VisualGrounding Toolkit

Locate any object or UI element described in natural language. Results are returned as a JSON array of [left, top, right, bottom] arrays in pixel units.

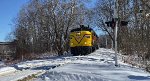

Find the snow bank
[[15, 60, 57, 70], [0, 67, 16, 75], [39, 71, 106, 81], [15, 57, 72, 70]]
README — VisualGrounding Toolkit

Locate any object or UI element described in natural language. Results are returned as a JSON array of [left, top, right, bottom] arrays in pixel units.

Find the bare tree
[[94, 0, 150, 71]]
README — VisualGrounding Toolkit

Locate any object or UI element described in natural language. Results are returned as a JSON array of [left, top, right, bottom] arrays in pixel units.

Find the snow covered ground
[[35, 49, 150, 81], [0, 48, 150, 81]]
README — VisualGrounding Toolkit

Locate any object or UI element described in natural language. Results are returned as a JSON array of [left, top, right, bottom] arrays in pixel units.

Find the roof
[[0, 42, 13, 45], [71, 25, 93, 32], [70, 25, 98, 37]]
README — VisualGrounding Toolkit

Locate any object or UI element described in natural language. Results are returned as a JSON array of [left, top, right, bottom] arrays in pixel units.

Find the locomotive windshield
[[71, 25, 93, 32]]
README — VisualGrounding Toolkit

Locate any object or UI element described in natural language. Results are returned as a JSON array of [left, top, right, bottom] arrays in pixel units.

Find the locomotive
[[69, 25, 99, 56]]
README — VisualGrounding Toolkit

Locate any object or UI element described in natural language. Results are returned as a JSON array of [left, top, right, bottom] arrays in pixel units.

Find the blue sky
[[0, 0, 29, 42]]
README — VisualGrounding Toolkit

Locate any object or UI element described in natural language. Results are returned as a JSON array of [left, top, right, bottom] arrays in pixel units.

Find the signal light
[[120, 21, 128, 26], [105, 21, 111, 27], [105, 19, 116, 29]]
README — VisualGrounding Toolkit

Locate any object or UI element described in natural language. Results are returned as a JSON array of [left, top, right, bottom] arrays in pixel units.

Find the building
[[0, 42, 16, 60]]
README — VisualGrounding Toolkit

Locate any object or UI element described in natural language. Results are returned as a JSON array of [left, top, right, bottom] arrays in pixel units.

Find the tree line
[[94, 0, 150, 71], [11, 0, 92, 59]]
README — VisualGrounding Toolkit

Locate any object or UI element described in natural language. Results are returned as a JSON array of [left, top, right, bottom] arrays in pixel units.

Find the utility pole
[[105, 32, 108, 48], [111, 40, 113, 49], [114, 0, 118, 66]]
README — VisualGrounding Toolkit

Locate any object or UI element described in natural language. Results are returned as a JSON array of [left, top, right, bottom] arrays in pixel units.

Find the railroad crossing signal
[[105, 19, 128, 29], [105, 18, 128, 67]]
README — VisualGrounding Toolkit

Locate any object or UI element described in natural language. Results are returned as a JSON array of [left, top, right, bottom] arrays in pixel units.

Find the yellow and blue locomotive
[[70, 25, 99, 56]]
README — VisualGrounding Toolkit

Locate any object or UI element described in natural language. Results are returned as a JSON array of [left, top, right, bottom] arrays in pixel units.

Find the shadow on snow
[[128, 75, 150, 80]]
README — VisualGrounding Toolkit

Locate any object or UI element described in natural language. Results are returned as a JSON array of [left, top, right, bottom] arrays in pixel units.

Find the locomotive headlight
[[76, 32, 81, 36], [71, 43, 73, 45], [84, 42, 87, 44]]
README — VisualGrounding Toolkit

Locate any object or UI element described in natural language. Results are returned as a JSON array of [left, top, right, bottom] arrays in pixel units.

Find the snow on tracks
[[0, 69, 42, 81], [0, 56, 73, 81]]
